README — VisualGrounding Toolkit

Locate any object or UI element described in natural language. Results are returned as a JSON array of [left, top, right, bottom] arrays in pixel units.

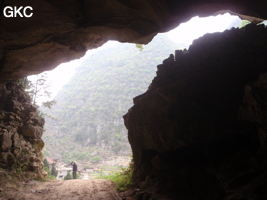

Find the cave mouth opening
[[1, 2, 267, 198], [21, 13, 246, 181]]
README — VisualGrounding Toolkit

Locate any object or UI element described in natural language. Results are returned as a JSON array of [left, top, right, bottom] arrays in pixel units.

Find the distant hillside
[[41, 34, 179, 163]]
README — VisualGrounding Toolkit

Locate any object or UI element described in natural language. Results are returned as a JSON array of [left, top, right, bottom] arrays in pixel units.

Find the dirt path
[[0, 179, 122, 200]]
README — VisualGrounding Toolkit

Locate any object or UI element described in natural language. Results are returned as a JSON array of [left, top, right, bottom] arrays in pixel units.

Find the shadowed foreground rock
[[124, 24, 267, 199]]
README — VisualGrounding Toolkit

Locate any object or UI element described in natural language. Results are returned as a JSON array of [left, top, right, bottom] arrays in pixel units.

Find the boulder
[[0, 130, 13, 151], [20, 125, 43, 138]]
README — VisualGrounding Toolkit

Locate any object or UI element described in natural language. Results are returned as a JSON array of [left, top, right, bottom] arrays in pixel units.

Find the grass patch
[[97, 165, 133, 191], [90, 173, 100, 176], [46, 175, 57, 180], [105, 166, 119, 170], [34, 174, 56, 182]]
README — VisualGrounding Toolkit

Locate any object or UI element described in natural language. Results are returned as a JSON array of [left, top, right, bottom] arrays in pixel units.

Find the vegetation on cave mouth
[[25, 14, 247, 180]]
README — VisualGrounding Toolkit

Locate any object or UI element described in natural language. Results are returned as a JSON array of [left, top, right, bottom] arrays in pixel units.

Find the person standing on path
[[72, 161, 78, 179]]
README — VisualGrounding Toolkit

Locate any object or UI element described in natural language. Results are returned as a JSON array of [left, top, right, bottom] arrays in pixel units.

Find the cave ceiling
[[0, 0, 267, 82]]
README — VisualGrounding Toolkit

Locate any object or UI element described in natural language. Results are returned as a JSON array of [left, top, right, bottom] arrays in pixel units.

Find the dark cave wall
[[124, 24, 267, 199], [1, 0, 267, 82], [0, 82, 45, 182], [0, 0, 169, 82]]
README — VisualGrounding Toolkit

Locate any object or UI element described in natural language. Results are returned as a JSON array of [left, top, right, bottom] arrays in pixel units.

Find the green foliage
[[239, 20, 251, 28], [46, 174, 57, 180], [100, 165, 133, 191], [26, 73, 57, 110], [77, 172, 81, 179], [42, 34, 179, 160], [91, 156, 101, 163], [135, 44, 144, 52], [17, 77, 31, 90], [64, 171, 72, 180], [18, 73, 57, 124], [50, 163, 58, 177], [26, 73, 48, 105], [42, 100, 56, 109], [43, 158, 50, 174]]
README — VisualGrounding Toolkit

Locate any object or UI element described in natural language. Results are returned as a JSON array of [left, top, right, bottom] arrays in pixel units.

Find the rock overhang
[[0, 0, 267, 82]]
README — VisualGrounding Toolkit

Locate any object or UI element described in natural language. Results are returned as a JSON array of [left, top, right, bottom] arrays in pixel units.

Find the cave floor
[[0, 179, 124, 200]]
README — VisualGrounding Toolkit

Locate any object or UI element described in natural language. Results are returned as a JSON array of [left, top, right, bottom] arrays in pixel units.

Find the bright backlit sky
[[166, 13, 239, 44], [29, 13, 240, 103]]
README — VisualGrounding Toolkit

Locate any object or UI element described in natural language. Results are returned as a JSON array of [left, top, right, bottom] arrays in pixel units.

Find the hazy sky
[[29, 13, 240, 103], [166, 13, 239, 44]]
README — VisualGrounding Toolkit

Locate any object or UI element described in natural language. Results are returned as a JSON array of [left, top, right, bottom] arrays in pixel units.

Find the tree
[[21, 72, 56, 120], [43, 158, 50, 174], [64, 171, 72, 180], [51, 163, 58, 177], [26, 72, 56, 108]]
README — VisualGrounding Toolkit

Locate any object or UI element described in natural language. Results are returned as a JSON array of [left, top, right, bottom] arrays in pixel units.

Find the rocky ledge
[[0, 81, 45, 184]]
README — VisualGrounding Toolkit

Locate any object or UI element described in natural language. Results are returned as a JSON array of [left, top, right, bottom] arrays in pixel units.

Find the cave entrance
[[26, 13, 242, 180]]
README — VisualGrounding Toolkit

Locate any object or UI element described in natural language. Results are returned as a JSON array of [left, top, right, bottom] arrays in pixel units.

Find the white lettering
[[14, 6, 23, 17], [3, 6, 33, 18], [23, 6, 33, 18], [3, 6, 13, 18]]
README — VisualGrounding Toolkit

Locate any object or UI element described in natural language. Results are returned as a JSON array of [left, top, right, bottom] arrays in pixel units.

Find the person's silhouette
[[71, 161, 77, 179]]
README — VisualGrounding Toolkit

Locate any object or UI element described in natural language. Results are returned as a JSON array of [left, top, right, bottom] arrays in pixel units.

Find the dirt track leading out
[[0, 179, 121, 200]]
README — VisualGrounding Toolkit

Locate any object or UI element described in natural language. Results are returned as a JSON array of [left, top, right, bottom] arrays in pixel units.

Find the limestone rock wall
[[0, 82, 45, 182], [124, 24, 267, 199]]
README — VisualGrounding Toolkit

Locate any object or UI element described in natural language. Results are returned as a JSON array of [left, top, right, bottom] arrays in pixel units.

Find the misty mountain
[[41, 34, 180, 162]]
